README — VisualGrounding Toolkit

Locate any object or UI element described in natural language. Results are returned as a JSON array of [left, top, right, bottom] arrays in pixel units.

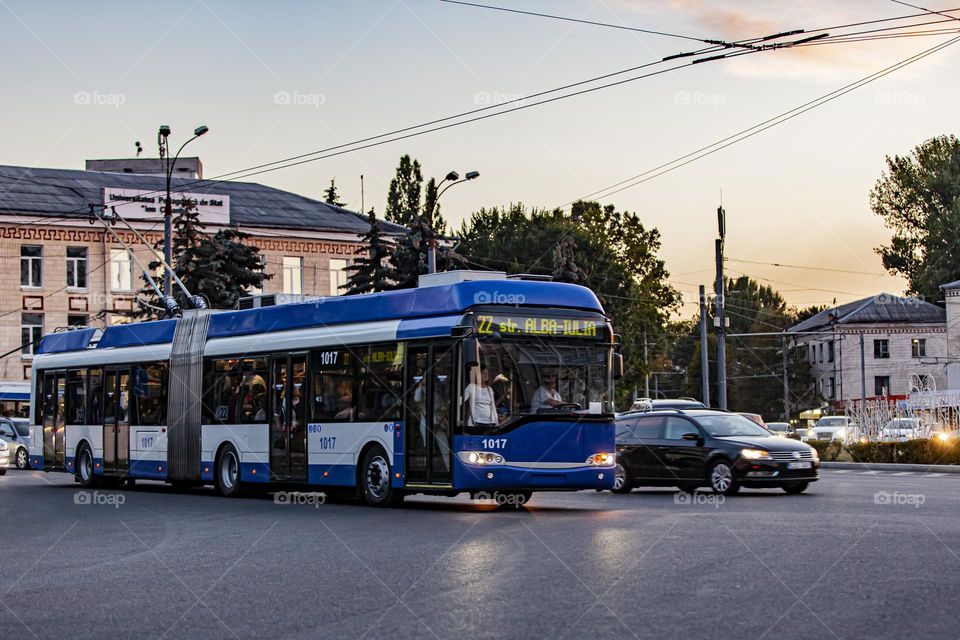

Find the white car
[[880, 418, 922, 442], [812, 416, 856, 443], [0, 417, 30, 470], [0, 437, 10, 475]]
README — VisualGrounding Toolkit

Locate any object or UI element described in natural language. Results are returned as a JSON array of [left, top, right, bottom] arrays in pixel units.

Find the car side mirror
[[463, 337, 480, 369], [612, 352, 624, 381]]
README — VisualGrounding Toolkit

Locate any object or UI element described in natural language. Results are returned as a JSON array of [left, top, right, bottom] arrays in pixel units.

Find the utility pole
[[643, 330, 650, 398], [859, 331, 867, 431], [714, 205, 728, 410], [699, 284, 711, 407], [782, 332, 790, 421]]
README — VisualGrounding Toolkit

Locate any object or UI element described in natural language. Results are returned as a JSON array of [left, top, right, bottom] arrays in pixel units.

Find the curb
[[821, 461, 960, 474]]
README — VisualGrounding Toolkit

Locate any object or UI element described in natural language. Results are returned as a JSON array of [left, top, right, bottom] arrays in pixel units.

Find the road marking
[[926, 473, 945, 478], [861, 470, 881, 474], [892, 472, 914, 476], [832, 470, 849, 473]]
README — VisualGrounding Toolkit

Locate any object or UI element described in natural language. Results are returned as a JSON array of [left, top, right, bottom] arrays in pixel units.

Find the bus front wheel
[[360, 446, 402, 507], [76, 444, 97, 488]]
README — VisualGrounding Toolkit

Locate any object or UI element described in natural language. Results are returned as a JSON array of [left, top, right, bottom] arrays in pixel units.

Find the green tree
[[385, 155, 423, 226], [871, 134, 960, 303], [552, 236, 582, 283], [422, 177, 447, 235], [458, 201, 680, 398], [387, 215, 467, 290], [323, 178, 347, 207], [138, 200, 269, 317], [344, 208, 394, 294]]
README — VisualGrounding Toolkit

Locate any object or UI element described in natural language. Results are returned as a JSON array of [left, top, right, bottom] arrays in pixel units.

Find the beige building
[[0, 161, 398, 409]]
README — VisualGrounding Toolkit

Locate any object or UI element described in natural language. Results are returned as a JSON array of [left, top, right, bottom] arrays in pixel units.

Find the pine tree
[[552, 236, 582, 283], [323, 178, 346, 207], [387, 216, 430, 289], [209, 228, 271, 306], [422, 176, 447, 235], [385, 155, 423, 225], [344, 208, 393, 294]]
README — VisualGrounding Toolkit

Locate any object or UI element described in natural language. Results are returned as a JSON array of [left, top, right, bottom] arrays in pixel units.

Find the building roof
[[941, 279, 960, 291], [0, 164, 405, 235], [789, 292, 946, 333]]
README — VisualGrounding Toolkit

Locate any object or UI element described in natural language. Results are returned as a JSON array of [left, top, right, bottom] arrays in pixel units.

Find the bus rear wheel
[[76, 444, 97, 488], [360, 446, 402, 507], [215, 446, 242, 498]]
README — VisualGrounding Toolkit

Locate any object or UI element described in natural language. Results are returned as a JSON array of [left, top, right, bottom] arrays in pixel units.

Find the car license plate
[[787, 461, 812, 470]]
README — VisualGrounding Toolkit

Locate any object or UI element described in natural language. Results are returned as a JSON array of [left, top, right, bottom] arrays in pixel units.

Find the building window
[[809, 345, 815, 364], [21, 313, 43, 356], [911, 338, 927, 358], [110, 248, 134, 291], [282, 256, 303, 294], [67, 314, 88, 328], [827, 340, 835, 363], [826, 377, 836, 399], [66, 247, 88, 288], [873, 339, 890, 359], [875, 376, 890, 396], [20, 246, 43, 287], [329, 258, 348, 296], [818, 343, 824, 363]]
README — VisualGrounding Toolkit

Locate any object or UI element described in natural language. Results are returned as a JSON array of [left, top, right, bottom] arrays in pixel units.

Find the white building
[[789, 293, 947, 411]]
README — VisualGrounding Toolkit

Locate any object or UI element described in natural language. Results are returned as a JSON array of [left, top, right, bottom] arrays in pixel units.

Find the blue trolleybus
[[28, 272, 619, 506]]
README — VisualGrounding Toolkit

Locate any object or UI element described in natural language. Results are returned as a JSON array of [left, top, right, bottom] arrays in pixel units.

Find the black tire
[[708, 459, 740, 496], [15, 447, 29, 470], [782, 481, 809, 495], [215, 445, 242, 498], [611, 462, 633, 493], [359, 446, 403, 507], [75, 444, 97, 488]]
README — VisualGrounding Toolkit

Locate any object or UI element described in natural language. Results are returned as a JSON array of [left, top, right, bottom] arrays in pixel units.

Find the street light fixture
[[158, 124, 209, 296], [427, 169, 480, 274]]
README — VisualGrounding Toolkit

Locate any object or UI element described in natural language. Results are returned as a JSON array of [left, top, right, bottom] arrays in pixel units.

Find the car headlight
[[936, 432, 953, 442], [460, 451, 504, 465], [586, 453, 615, 466], [740, 448, 771, 460]]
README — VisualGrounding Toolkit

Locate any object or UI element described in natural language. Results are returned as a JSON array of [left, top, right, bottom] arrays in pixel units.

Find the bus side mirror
[[613, 352, 624, 381], [463, 338, 480, 369]]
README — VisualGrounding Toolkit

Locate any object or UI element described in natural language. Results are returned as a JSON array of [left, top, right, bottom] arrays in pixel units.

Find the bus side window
[[88, 368, 102, 425], [311, 349, 355, 422], [132, 362, 167, 426], [358, 344, 402, 422], [65, 369, 89, 425]]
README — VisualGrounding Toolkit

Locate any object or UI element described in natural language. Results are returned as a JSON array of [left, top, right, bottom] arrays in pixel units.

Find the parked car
[[811, 416, 856, 443], [880, 418, 923, 442], [0, 417, 30, 470], [613, 410, 819, 495], [0, 437, 9, 475], [626, 398, 707, 413], [765, 422, 794, 438]]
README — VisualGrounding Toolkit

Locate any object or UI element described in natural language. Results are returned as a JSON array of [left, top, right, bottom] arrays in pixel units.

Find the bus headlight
[[586, 453, 615, 466], [460, 451, 505, 465]]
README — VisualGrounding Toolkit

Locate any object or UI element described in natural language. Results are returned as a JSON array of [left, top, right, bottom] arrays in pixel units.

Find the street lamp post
[[426, 170, 479, 274], [158, 124, 209, 296]]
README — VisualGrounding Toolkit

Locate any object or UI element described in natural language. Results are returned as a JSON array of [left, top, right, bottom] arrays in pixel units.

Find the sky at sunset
[[3, 0, 959, 314]]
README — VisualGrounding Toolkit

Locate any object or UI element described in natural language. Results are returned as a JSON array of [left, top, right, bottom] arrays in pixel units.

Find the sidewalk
[[821, 461, 960, 474]]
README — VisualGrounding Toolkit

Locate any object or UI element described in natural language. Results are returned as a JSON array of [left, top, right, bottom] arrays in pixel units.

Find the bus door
[[270, 353, 307, 480], [405, 344, 453, 485], [41, 371, 66, 469], [102, 367, 130, 473]]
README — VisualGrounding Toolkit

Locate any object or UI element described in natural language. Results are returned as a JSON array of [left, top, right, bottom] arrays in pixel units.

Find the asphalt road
[[1, 469, 958, 640]]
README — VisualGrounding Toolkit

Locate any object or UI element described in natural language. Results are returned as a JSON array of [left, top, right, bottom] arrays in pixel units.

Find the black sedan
[[613, 410, 819, 495]]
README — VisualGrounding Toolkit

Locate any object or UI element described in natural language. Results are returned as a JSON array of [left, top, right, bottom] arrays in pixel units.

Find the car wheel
[[709, 460, 739, 495], [360, 446, 403, 507], [782, 481, 809, 495], [76, 444, 97, 488], [215, 445, 242, 498], [15, 447, 29, 470], [611, 462, 633, 493]]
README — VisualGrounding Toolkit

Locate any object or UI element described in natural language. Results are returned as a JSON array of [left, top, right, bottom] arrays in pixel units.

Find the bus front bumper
[[455, 460, 615, 491]]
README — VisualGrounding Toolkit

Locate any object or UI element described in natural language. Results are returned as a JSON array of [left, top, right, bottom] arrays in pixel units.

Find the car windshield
[[818, 417, 847, 427], [695, 414, 773, 437]]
